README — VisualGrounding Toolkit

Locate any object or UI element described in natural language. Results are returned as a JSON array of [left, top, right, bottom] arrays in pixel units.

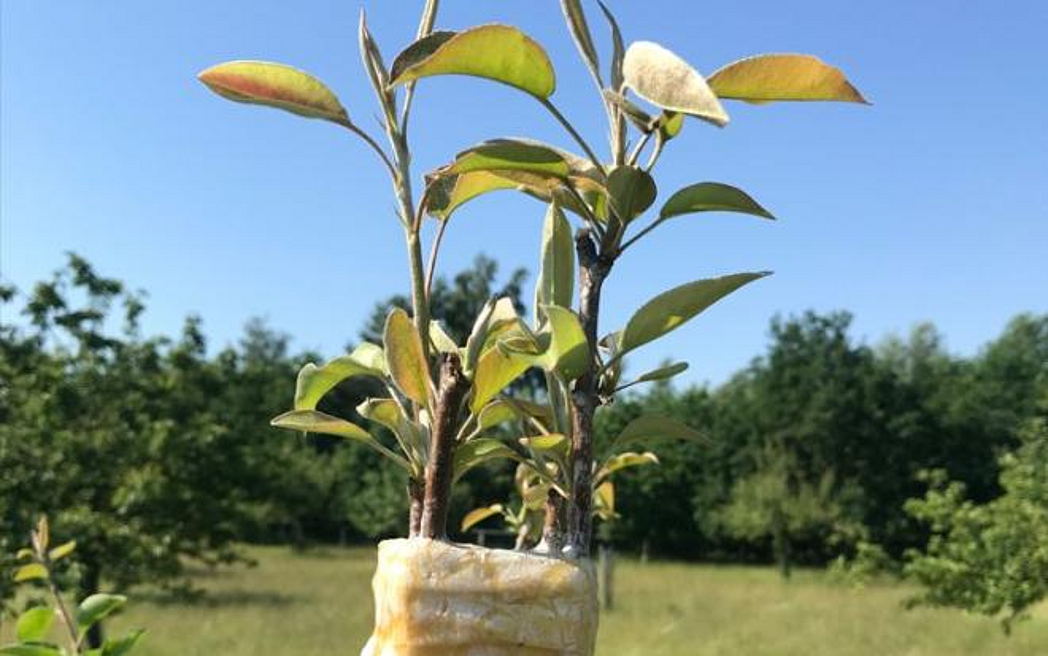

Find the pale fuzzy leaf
[[198, 61, 349, 124], [623, 41, 729, 126], [708, 53, 868, 104], [390, 25, 556, 98], [561, 0, 602, 86]]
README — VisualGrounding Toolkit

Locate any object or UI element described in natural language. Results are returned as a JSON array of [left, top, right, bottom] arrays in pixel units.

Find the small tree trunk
[[420, 354, 469, 539], [598, 544, 615, 610], [567, 230, 611, 557], [542, 488, 565, 552], [772, 523, 792, 580], [80, 561, 105, 648], [408, 478, 424, 537]]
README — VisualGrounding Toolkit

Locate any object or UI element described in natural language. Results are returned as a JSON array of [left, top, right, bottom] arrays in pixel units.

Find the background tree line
[[2, 254, 1045, 608]]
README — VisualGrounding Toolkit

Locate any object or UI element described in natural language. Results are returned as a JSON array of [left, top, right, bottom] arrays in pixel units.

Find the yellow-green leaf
[[453, 439, 522, 482], [597, 451, 659, 483], [660, 182, 775, 222], [593, 480, 616, 519], [47, 540, 76, 562], [461, 505, 504, 532], [471, 346, 534, 413], [537, 305, 590, 381], [293, 353, 382, 411], [535, 204, 575, 314], [619, 272, 770, 357], [429, 321, 460, 355], [390, 25, 556, 99], [383, 308, 431, 405], [198, 60, 349, 124], [623, 41, 729, 126], [708, 53, 868, 104], [520, 433, 568, 452], [16, 607, 54, 643], [613, 414, 706, 448], [13, 564, 47, 582], [659, 111, 684, 140]]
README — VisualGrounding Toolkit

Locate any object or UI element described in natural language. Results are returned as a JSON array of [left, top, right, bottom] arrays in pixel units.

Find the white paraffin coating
[[361, 538, 599, 655]]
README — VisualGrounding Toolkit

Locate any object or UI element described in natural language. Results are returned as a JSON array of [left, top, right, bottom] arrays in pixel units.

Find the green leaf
[[101, 629, 145, 656], [198, 61, 349, 125], [613, 414, 706, 448], [660, 182, 774, 222], [16, 607, 54, 643], [355, 398, 403, 433], [708, 54, 868, 104], [293, 353, 382, 411], [535, 204, 575, 316], [271, 409, 372, 442], [383, 308, 431, 405], [634, 361, 689, 385], [453, 439, 522, 482], [470, 345, 534, 414], [619, 272, 770, 357], [560, 0, 602, 86], [76, 594, 126, 634], [270, 410, 411, 472], [461, 505, 504, 532], [13, 564, 47, 582], [477, 398, 553, 431], [623, 41, 729, 126], [15, 548, 33, 560], [444, 139, 572, 180], [537, 305, 590, 381], [390, 25, 556, 99], [47, 540, 76, 562], [0, 645, 63, 656], [607, 166, 657, 222]]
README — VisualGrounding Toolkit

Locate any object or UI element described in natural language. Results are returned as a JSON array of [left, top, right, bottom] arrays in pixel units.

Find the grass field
[[5, 545, 1047, 655]]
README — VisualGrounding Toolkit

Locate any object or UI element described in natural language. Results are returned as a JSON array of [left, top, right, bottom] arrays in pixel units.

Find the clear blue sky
[[3, 1, 1046, 385]]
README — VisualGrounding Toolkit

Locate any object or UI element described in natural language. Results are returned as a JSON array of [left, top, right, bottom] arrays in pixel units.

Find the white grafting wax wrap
[[361, 538, 598, 655]]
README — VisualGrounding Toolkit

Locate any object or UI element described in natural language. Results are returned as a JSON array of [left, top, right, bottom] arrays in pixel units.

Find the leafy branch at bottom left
[[3, 516, 143, 656]]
